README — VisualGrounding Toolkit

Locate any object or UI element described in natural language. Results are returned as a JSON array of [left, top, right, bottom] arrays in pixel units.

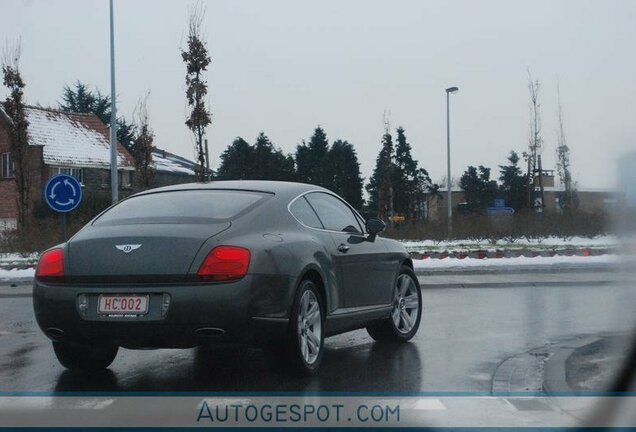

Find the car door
[[304, 192, 394, 308]]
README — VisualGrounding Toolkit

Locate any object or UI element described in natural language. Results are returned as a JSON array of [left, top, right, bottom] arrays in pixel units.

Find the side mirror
[[365, 218, 386, 240]]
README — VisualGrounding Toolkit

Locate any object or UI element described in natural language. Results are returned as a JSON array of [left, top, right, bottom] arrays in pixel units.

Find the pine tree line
[[216, 127, 364, 209]]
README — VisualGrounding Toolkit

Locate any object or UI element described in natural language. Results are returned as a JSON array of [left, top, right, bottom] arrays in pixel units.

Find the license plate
[[98, 295, 148, 315]]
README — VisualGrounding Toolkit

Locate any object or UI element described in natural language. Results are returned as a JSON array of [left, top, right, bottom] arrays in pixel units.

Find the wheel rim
[[392, 274, 419, 334], [297, 290, 322, 365]]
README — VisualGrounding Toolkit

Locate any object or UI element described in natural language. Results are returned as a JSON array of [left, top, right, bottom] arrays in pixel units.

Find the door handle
[[337, 243, 350, 253]]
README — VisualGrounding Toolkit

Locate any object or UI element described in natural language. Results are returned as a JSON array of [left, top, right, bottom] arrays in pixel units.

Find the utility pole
[[204, 138, 210, 181], [445, 86, 459, 237], [109, 0, 118, 203]]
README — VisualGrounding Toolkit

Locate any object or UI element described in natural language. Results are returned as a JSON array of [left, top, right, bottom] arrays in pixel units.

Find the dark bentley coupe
[[33, 181, 422, 374]]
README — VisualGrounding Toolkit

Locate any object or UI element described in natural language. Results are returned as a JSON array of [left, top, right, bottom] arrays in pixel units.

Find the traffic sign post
[[44, 174, 83, 242]]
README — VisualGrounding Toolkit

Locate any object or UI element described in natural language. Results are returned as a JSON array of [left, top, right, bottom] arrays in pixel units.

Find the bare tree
[[526, 68, 544, 210], [132, 92, 155, 190], [181, 2, 211, 181], [555, 82, 577, 211], [2, 40, 30, 230]]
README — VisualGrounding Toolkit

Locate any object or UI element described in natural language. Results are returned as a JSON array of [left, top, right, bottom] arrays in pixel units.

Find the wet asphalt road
[[1, 282, 635, 393]]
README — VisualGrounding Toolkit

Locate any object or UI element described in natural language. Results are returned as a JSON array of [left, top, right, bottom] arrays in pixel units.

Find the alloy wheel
[[391, 274, 420, 334], [297, 290, 322, 364]]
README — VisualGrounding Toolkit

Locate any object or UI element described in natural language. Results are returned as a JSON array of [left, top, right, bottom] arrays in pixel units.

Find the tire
[[367, 265, 422, 342], [284, 279, 325, 375], [53, 341, 118, 371]]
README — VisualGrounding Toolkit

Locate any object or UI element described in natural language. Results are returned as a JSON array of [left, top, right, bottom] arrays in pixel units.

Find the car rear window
[[93, 190, 269, 225]]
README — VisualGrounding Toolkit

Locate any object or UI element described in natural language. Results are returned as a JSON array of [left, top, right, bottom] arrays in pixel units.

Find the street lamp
[[445, 86, 459, 237], [109, 0, 118, 204]]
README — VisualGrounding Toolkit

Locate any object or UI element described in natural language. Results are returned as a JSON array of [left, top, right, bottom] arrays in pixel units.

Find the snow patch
[[26, 108, 133, 169], [402, 235, 617, 252]]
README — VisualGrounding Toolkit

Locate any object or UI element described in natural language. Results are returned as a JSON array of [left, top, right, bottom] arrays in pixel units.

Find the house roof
[[1, 104, 135, 170], [151, 147, 197, 176]]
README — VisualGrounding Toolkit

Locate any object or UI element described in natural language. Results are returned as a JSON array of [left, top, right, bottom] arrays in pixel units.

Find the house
[[151, 147, 198, 187], [0, 104, 202, 230], [0, 105, 135, 230]]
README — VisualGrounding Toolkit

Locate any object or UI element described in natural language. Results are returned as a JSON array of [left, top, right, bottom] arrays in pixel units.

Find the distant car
[[33, 181, 422, 375]]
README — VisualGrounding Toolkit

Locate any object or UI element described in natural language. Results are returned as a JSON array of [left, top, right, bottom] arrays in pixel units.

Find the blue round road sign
[[44, 174, 83, 213]]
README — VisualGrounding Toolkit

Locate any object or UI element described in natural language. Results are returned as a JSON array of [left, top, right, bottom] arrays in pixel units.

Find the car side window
[[305, 192, 362, 233], [289, 196, 324, 229]]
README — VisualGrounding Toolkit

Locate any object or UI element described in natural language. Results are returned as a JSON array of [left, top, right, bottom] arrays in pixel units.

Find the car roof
[[134, 180, 330, 201]]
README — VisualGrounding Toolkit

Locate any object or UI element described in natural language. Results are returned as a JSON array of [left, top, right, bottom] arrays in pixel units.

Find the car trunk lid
[[67, 222, 231, 279]]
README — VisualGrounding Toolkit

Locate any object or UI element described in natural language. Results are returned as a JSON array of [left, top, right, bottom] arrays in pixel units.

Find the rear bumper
[[32, 274, 293, 348]]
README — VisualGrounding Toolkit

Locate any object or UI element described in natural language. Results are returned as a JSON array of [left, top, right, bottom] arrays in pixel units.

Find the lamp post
[[445, 86, 459, 237], [109, 0, 118, 203]]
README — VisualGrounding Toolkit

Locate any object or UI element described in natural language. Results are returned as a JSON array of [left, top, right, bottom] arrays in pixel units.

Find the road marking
[[413, 398, 446, 410]]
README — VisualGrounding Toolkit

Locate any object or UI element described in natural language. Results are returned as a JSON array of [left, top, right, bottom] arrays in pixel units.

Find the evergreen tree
[[59, 81, 137, 153], [117, 118, 137, 154], [60, 81, 111, 124], [393, 127, 434, 219], [327, 140, 364, 209], [253, 132, 276, 180], [253, 133, 295, 181], [366, 131, 394, 219], [498, 151, 527, 211], [459, 165, 498, 211], [295, 126, 330, 188], [218, 133, 295, 181], [216, 137, 253, 180]]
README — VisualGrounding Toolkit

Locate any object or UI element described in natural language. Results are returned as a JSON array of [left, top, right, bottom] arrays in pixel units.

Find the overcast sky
[[1, 0, 635, 189]]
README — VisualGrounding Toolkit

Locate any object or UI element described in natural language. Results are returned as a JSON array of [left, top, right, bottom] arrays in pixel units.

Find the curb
[[492, 335, 608, 395], [419, 280, 618, 289], [543, 336, 602, 394], [0, 293, 31, 298], [415, 265, 615, 276]]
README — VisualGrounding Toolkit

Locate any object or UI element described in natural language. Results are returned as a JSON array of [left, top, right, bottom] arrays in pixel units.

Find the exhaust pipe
[[195, 327, 226, 337], [45, 328, 65, 339]]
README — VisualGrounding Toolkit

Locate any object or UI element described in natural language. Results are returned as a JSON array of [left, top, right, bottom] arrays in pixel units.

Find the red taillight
[[197, 246, 251, 281], [36, 248, 64, 278]]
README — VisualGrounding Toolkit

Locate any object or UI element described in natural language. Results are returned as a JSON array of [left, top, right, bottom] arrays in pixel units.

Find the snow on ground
[[402, 235, 616, 252], [0, 253, 39, 261], [413, 254, 619, 270], [0, 267, 35, 280], [0, 253, 39, 268]]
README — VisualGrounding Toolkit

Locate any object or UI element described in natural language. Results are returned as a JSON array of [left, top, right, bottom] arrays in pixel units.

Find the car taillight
[[197, 246, 251, 281], [36, 248, 64, 278]]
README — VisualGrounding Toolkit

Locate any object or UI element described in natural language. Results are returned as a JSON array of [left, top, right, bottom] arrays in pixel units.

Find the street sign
[[44, 174, 82, 213], [486, 206, 515, 216]]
